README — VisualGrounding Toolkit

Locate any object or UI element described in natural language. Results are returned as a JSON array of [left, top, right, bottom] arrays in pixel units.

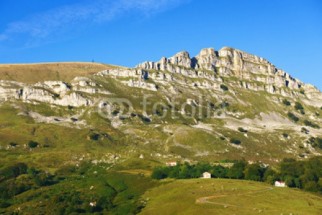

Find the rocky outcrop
[[136, 47, 321, 97], [0, 80, 91, 107], [194, 48, 218, 70]]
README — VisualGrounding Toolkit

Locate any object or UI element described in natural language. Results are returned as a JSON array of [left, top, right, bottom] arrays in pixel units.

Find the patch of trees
[[151, 161, 261, 181], [278, 157, 322, 192], [152, 156, 322, 194]]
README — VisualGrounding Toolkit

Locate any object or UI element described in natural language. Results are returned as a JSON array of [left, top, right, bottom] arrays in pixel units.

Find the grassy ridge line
[[0, 62, 120, 83]]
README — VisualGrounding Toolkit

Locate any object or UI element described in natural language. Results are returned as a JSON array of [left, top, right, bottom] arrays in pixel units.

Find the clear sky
[[0, 0, 321, 89]]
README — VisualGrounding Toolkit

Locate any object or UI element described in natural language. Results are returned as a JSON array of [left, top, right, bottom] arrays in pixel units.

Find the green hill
[[140, 179, 322, 215]]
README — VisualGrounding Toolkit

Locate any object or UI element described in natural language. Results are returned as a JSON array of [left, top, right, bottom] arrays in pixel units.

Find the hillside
[[140, 178, 322, 215], [1, 47, 321, 165], [0, 62, 116, 84]]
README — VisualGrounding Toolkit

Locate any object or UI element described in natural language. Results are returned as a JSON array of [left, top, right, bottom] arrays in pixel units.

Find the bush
[[304, 120, 320, 129], [220, 84, 229, 91], [220, 101, 230, 108], [28, 141, 39, 148], [308, 137, 322, 149], [244, 164, 266, 181], [230, 138, 241, 145], [227, 160, 246, 179], [151, 167, 168, 180], [282, 133, 289, 138], [295, 102, 304, 111], [0, 163, 28, 182], [287, 112, 299, 122], [301, 127, 310, 134], [89, 133, 100, 141], [238, 127, 248, 133], [282, 99, 291, 106]]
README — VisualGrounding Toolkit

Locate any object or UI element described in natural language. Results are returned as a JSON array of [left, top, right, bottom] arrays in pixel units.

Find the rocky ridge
[[0, 47, 321, 108], [137, 47, 321, 102]]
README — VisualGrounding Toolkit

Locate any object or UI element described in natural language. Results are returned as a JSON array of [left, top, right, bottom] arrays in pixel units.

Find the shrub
[[220, 84, 229, 91], [304, 120, 320, 129], [282, 133, 289, 138], [9, 142, 18, 147], [287, 112, 299, 122], [238, 127, 248, 133], [301, 127, 309, 134], [244, 164, 266, 181], [28, 141, 39, 148], [230, 138, 241, 145], [220, 101, 230, 108], [282, 99, 291, 106], [151, 167, 168, 180], [295, 102, 304, 111], [0, 163, 28, 181]]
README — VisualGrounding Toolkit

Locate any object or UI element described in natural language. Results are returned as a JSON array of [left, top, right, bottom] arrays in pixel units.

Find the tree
[[227, 160, 247, 179], [151, 167, 167, 180], [282, 99, 291, 106], [211, 165, 228, 178], [244, 164, 265, 181]]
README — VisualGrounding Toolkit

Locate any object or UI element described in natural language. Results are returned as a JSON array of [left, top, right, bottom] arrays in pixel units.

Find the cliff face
[[137, 47, 320, 100]]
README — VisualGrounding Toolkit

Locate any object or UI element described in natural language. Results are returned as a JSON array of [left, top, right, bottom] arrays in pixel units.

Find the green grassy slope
[[140, 179, 322, 215]]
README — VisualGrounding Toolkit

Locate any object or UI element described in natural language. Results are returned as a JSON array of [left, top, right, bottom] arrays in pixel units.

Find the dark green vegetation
[[151, 157, 322, 193], [0, 162, 156, 214], [288, 112, 299, 122], [230, 138, 242, 145], [304, 120, 320, 129], [220, 84, 229, 91], [282, 99, 291, 106], [295, 101, 305, 114]]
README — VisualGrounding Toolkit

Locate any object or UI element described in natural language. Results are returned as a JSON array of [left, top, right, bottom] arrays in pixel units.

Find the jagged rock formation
[[136, 47, 322, 105], [0, 46, 321, 108]]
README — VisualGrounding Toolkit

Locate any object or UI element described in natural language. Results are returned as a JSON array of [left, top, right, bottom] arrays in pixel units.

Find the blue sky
[[0, 0, 321, 89]]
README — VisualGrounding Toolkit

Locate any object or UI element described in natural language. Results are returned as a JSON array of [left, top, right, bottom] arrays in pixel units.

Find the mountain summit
[[137, 47, 321, 106]]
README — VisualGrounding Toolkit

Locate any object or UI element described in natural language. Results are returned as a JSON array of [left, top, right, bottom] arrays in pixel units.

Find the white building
[[202, 172, 211, 179], [166, 161, 177, 167], [274, 181, 287, 187]]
